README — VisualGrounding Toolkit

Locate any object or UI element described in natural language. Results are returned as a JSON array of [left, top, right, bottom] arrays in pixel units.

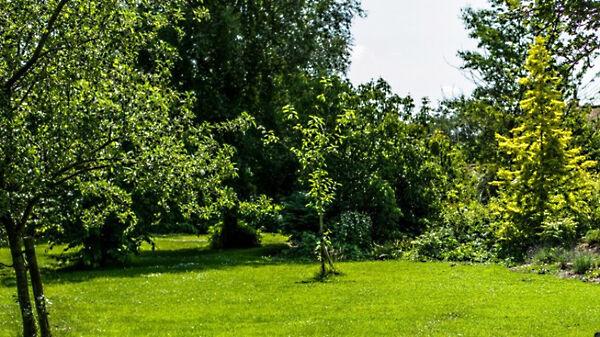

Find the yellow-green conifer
[[492, 36, 595, 255]]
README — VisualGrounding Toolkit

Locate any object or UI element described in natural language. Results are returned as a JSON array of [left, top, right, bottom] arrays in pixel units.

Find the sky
[[348, 0, 489, 103], [348, 0, 599, 105]]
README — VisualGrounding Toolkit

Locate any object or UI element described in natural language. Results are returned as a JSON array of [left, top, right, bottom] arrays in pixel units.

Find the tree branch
[[16, 160, 113, 232], [51, 164, 111, 188], [4, 0, 71, 90], [17, 196, 42, 233], [48, 136, 116, 182]]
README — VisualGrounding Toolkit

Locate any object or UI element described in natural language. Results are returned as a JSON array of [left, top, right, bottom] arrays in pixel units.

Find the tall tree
[[150, 0, 363, 248], [167, 0, 363, 199], [445, 0, 600, 170], [492, 37, 596, 257]]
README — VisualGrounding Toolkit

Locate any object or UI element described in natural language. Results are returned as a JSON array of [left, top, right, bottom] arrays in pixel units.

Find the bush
[[330, 211, 373, 260], [372, 240, 410, 260], [210, 221, 261, 249], [540, 216, 578, 247], [573, 253, 595, 274], [281, 192, 318, 236], [410, 201, 493, 262], [289, 231, 320, 259], [288, 212, 374, 261], [239, 195, 283, 232], [78, 213, 143, 267], [357, 175, 403, 242], [585, 229, 600, 246], [411, 227, 458, 260], [494, 213, 582, 261], [331, 211, 372, 249]]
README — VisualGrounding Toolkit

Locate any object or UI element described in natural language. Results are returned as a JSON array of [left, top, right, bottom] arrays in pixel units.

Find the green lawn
[[1, 234, 599, 337]]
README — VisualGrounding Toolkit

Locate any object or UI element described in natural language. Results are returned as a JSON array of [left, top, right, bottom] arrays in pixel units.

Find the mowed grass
[[1, 234, 600, 336]]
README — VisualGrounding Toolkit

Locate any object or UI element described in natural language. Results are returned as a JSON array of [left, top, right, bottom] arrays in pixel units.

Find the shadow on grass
[[1, 242, 314, 287], [297, 269, 345, 284]]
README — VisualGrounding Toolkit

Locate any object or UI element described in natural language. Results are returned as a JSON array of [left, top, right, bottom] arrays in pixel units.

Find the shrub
[[288, 212, 374, 261], [585, 229, 600, 246], [289, 231, 320, 259], [573, 253, 595, 274], [209, 221, 261, 249], [411, 227, 458, 260], [494, 214, 582, 260], [239, 195, 283, 232], [330, 211, 373, 260], [539, 216, 578, 247], [77, 213, 143, 267], [281, 192, 318, 236], [411, 201, 493, 262], [359, 175, 403, 242], [372, 240, 410, 260], [331, 212, 372, 249]]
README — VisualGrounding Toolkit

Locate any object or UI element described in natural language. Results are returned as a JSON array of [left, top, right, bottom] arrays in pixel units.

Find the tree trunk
[[319, 213, 326, 277], [5, 222, 37, 337], [318, 213, 335, 278], [2, 83, 37, 336], [24, 236, 52, 337]]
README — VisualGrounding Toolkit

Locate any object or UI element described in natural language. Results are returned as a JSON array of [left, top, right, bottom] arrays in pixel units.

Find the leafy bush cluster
[[585, 229, 600, 247], [409, 201, 493, 262], [239, 196, 283, 232], [289, 211, 373, 261], [330, 212, 373, 260]]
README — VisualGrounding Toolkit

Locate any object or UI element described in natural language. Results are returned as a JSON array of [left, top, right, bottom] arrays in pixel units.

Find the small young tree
[[492, 36, 596, 257], [284, 80, 354, 277]]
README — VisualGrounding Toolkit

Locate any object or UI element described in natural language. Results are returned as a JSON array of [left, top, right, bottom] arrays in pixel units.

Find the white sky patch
[[349, 0, 488, 103], [579, 60, 600, 105], [351, 44, 367, 64], [440, 85, 464, 100]]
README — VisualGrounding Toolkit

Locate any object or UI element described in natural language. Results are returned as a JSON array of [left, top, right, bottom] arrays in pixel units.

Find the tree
[[42, 116, 239, 266], [284, 79, 355, 277], [165, 0, 363, 200], [492, 37, 596, 257], [443, 0, 600, 175], [0, 1, 232, 335]]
